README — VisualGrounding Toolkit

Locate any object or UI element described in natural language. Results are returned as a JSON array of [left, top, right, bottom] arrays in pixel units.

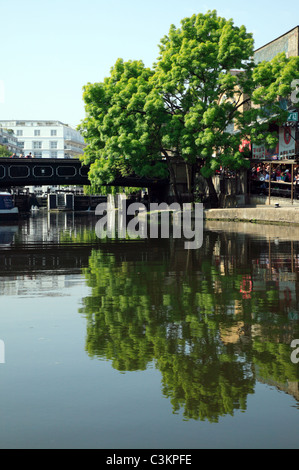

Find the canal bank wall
[[204, 206, 299, 226], [204, 219, 299, 242]]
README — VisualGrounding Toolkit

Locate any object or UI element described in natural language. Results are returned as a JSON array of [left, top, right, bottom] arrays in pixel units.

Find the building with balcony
[[0, 120, 86, 159], [0, 127, 23, 154]]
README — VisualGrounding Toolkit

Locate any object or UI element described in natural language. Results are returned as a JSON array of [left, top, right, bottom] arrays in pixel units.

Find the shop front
[[249, 123, 299, 204]]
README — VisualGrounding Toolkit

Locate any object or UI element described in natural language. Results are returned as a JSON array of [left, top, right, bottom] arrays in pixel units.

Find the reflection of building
[[220, 322, 245, 345], [0, 120, 86, 159], [0, 212, 92, 297], [0, 275, 74, 297]]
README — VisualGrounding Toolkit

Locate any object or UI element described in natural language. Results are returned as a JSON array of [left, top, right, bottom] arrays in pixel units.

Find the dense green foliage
[[79, 60, 167, 191], [79, 10, 299, 203], [0, 144, 11, 158]]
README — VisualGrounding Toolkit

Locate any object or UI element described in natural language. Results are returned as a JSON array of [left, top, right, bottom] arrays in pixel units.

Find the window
[[33, 141, 42, 149], [18, 142, 24, 149], [16, 130, 23, 136], [50, 141, 57, 149], [34, 152, 42, 158], [51, 151, 57, 158], [34, 130, 40, 136], [51, 130, 57, 136]]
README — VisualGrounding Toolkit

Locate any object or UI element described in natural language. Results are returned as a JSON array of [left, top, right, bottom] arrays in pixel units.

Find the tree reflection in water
[[77, 229, 299, 422]]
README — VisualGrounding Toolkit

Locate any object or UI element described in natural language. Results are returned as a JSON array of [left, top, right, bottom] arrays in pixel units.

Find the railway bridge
[[0, 157, 169, 190]]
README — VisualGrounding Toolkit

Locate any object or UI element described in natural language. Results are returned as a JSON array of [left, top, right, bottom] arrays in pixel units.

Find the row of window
[[34, 141, 58, 149], [16, 130, 57, 136], [18, 141, 59, 149]]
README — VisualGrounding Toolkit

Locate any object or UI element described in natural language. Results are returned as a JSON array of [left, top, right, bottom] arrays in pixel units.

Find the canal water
[[0, 211, 299, 449]]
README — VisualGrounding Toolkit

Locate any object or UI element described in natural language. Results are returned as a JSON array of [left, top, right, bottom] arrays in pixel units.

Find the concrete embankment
[[204, 205, 299, 227], [204, 219, 299, 242]]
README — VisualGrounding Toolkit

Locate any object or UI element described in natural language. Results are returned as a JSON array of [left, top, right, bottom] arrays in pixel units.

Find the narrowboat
[[0, 192, 19, 220]]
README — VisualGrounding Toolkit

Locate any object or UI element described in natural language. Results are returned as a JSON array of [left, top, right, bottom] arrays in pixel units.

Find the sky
[[0, 0, 298, 129]]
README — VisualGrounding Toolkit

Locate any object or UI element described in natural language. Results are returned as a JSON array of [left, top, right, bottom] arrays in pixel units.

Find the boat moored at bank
[[0, 193, 19, 220]]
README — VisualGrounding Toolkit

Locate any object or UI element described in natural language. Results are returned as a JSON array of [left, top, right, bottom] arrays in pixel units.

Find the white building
[[0, 120, 86, 159]]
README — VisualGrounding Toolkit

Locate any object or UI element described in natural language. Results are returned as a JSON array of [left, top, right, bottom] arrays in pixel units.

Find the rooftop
[[0, 120, 72, 127], [254, 25, 299, 53]]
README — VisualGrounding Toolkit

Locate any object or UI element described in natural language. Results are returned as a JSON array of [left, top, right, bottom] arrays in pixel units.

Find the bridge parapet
[[0, 158, 169, 189], [0, 158, 90, 187]]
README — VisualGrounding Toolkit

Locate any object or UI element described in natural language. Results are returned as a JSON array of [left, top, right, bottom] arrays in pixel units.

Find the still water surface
[[1, 211, 299, 449]]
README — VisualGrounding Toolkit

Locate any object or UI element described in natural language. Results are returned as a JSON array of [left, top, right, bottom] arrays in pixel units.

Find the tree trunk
[[185, 162, 196, 207], [164, 153, 181, 204], [205, 175, 219, 208], [185, 163, 193, 201], [186, 162, 191, 195]]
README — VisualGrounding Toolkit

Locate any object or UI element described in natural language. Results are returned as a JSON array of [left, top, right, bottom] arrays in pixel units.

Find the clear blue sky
[[0, 0, 298, 129]]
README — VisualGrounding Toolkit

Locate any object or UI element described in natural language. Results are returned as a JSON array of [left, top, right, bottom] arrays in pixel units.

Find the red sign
[[279, 126, 295, 158], [239, 139, 251, 152], [284, 127, 291, 145]]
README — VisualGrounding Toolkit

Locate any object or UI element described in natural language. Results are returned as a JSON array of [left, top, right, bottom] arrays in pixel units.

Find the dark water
[[1, 211, 299, 449]]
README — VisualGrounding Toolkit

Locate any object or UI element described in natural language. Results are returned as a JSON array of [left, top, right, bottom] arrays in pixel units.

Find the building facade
[[0, 120, 85, 159], [251, 26, 299, 161], [254, 26, 299, 64], [0, 127, 23, 154]]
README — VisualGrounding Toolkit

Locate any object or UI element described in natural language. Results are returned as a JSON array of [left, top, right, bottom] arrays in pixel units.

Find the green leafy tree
[[0, 144, 10, 158], [79, 59, 168, 194], [80, 10, 299, 206]]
